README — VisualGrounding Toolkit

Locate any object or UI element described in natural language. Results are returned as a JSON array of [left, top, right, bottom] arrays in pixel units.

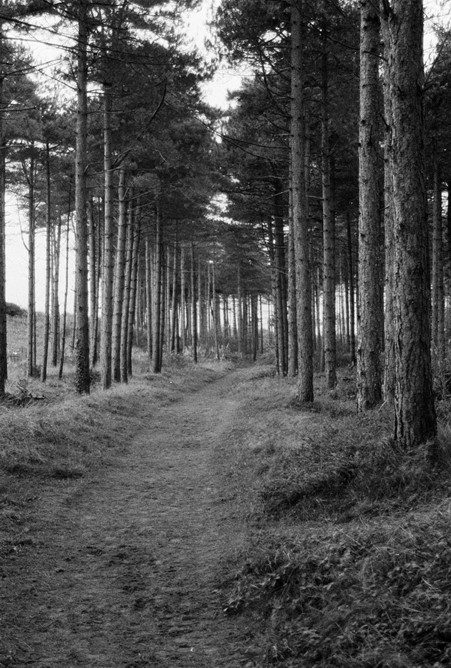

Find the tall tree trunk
[[171, 243, 178, 352], [381, 30, 396, 400], [0, 13, 6, 393], [41, 141, 52, 382], [346, 211, 356, 363], [274, 182, 288, 374], [180, 245, 186, 352], [212, 260, 220, 361], [321, 27, 337, 389], [357, 0, 383, 410], [431, 157, 445, 376], [51, 212, 62, 367], [59, 195, 71, 380], [100, 86, 114, 389], [287, 200, 298, 375], [121, 201, 134, 382], [145, 232, 152, 365], [291, 0, 313, 402], [190, 242, 198, 363], [151, 206, 162, 373], [381, 0, 436, 448], [74, 0, 90, 394], [27, 149, 36, 378], [88, 197, 98, 367], [112, 168, 127, 382], [127, 216, 140, 377], [237, 266, 243, 357]]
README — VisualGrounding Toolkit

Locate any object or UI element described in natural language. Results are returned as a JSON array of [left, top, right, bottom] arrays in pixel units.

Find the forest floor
[[0, 365, 263, 666], [0, 355, 450, 667]]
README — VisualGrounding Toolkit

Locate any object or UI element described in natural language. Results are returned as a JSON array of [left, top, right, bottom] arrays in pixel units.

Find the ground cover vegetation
[[0, 0, 450, 665]]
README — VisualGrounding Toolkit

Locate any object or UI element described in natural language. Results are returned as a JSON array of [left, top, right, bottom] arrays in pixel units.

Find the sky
[[4, 0, 450, 311]]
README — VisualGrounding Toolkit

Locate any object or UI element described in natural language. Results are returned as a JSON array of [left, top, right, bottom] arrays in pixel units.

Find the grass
[[1, 314, 450, 666], [219, 365, 451, 667]]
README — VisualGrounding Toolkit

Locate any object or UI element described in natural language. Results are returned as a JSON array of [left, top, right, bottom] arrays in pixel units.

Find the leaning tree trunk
[[291, 0, 313, 402], [74, 0, 90, 394], [381, 0, 436, 448], [357, 0, 383, 410]]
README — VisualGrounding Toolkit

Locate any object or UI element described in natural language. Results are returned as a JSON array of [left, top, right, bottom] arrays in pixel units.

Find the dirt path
[[1, 372, 259, 667]]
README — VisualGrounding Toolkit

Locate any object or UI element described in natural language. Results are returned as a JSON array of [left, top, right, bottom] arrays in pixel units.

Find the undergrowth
[[0, 361, 223, 479], [222, 365, 451, 667]]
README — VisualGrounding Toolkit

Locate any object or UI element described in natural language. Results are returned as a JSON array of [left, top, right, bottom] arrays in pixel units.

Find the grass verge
[[221, 365, 451, 667]]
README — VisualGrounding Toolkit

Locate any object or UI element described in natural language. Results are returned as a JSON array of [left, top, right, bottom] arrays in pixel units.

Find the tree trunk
[[357, 0, 383, 410], [431, 157, 445, 376], [381, 16, 396, 400], [27, 149, 36, 378], [127, 215, 140, 378], [51, 212, 62, 367], [381, 0, 436, 448], [273, 183, 288, 374], [59, 193, 71, 380], [112, 167, 127, 382], [190, 242, 198, 363], [321, 34, 337, 389], [88, 197, 98, 367], [74, 0, 90, 394], [145, 232, 152, 365], [291, 0, 313, 402], [180, 244, 186, 352], [151, 206, 162, 373], [41, 141, 52, 382], [100, 86, 114, 389], [0, 14, 6, 393], [171, 243, 178, 352], [120, 201, 134, 382]]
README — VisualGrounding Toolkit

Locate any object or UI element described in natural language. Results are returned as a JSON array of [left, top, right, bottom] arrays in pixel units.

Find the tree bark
[[0, 13, 6, 393], [357, 0, 383, 410], [126, 214, 140, 378], [431, 157, 445, 375], [190, 243, 198, 363], [41, 141, 52, 382], [321, 29, 337, 389], [291, 0, 313, 402], [74, 0, 90, 394], [381, 0, 436, 448], [59, 191, 71, 379], [27, 149, 36, 378], [112, 167, 127, 382], [145, 232, 152, 365], [151, 206, 162, 373]]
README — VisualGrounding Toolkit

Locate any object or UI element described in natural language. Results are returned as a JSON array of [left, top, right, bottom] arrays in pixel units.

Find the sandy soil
[[0, 371, 261, 667]]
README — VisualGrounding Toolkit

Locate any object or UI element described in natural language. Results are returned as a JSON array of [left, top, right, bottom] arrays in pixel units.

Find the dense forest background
[[0, 0, 449, 441]]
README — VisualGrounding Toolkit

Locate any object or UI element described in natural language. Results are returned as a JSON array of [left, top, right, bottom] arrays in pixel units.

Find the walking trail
[[1, 371, 261, 667]]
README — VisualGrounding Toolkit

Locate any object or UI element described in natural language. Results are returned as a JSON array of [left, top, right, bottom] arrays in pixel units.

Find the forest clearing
[[1, 0, 451, 666]]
